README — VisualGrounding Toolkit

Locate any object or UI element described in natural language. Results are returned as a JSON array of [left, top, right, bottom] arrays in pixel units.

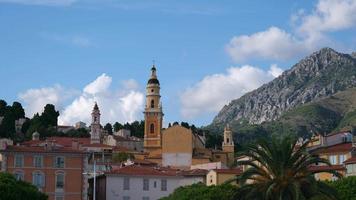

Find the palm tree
[[234, 136, 340, 200]]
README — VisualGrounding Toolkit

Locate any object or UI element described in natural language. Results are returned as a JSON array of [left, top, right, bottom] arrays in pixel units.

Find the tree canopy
[[160, 183, 238, 200], [234, 136, 340, 200], [0, 172, 47, 200]]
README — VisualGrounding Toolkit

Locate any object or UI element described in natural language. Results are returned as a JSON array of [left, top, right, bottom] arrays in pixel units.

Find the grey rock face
[[211, 48, 356, 127]]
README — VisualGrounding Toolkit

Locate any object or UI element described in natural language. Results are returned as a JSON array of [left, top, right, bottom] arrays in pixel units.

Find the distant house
[[206, 168, 242, 186], [89, 165, 207, 200], [0, 134, 89, 200]]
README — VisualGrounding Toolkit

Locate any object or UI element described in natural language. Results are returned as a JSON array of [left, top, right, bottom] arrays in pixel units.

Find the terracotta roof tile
[[344, 157, 356, 164], [213, 168, 243, 175], [308, 164, 345, 172], [313, 143, 352, 154], [3, 145, 85, 154], [107, 165, 207, 177]]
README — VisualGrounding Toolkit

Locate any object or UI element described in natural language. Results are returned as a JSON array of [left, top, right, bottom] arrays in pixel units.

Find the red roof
[[313, 143, 352, 154], [108, 165, 179, 176], [213, 168, 243, 175], [344, 157, 356, 164], [22, 137, 90, 147], [3, 145, 85, 154], [107, 165, 207, 177], [82, 143, 113, 148], [308, 164, 345, 172]]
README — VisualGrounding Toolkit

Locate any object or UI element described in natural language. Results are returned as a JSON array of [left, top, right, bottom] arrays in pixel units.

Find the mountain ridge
[[210, 47, 356, 131]]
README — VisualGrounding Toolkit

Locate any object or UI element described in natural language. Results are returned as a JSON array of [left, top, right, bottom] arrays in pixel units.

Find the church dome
[[147, 78, 160, 85]]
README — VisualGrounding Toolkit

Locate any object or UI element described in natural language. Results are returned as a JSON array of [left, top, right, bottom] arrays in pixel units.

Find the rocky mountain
[[211, 48, 356, 131]]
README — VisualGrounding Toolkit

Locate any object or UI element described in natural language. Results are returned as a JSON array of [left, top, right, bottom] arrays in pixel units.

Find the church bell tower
[[90, 102, 101, 144], [144, 64, 164, 154], [222, 124, 234, 153]]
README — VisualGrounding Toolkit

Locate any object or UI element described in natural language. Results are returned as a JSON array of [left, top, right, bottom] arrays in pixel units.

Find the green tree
[[41, 104, 59, 128], [113, 122, 123, 132], [328, 176, 356, 200], [0, 99, 7, 116], [104, 123, 113, 135], [0, 172, 47, 200], [234, 136, 340, 200], [112, 152, 134, 163], [11, 102, 25, 120], [160, 183, 239, 200]]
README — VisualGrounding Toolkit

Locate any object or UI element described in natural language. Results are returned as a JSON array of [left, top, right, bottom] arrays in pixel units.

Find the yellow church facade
[[141, 65, 235, 168]]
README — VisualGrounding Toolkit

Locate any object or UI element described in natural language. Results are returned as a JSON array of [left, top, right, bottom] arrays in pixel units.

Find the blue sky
[[0, 0, 355, 127]]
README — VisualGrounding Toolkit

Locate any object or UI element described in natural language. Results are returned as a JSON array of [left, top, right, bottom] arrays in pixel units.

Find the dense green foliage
[[0, 172, 47, 200], [235, 136, 339, 200], [327, 176, 356, 200], [104, 123, 113, 134], [112, 152, 134, 163], [160, 183, 238, 200], [0, 101, 25, 140]]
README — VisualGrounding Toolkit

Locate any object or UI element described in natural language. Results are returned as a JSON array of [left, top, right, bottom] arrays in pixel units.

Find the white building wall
[[106, 175, 204, 200]]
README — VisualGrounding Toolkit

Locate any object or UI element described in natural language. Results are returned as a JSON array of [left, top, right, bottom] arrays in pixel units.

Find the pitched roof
[[2, 145, 85, 154], [308, 164, 346, 172], [212, 168, 243, 175], [107, 165, 207, 177], [344, 157, 356, 164], [313, 143, 352, 154]]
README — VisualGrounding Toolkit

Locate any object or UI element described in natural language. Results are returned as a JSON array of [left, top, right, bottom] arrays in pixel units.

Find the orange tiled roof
[[313, 143, 352, 154], [82, 143, 113, 148], [108, 165, 179, 176], [107, 165, 207, 177], [308, 164, 346, 172], [344, 157, 356, 164], [22, 137, 90, 147], [3, 145, 85, 154], [213, 168, 243, 175]]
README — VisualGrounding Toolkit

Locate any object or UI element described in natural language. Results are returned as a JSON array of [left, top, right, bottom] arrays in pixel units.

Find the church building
[[142, 65, 235, 168]]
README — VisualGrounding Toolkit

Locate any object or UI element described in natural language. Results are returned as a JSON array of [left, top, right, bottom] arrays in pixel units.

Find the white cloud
[[180, 65, 283, 118], [0, 0, 78, 6], [268, 64, 284, 78], [226, 27, 307, 62], [83, 73, 111, 94], [297, 0, 356, 37], [18, 74, 144, 125], [18, 85, 77, 118], [226, 0, 356, 62], [58, 75, 144, 125]]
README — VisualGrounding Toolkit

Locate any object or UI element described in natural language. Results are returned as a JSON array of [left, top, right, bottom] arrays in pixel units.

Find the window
[[143, 179, 149, 191], [161, 179, 167, 191], [56, 172, 64, 190], [150, 124, 154, 134], [123, 196, 130, 200], [54, 156, 65, 168], [150, 100, 154, 108], [32, 171, 45, 188], [14, 171, 24, 181], [142, 197, 150, 200], [153, 181, 157, 188], [33, 155, 43, 168], [123, 177, 130, 190], [329, 155, 337, 165], [227, 138, 229, 143], [14, 154, 24, 167], [339, 154, 346, 164]]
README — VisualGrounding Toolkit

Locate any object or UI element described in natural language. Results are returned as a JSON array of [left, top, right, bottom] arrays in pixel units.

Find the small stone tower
[[144, 64, 164, 155], [90, 102, 101, 144], [222, 124, 234, 153]]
